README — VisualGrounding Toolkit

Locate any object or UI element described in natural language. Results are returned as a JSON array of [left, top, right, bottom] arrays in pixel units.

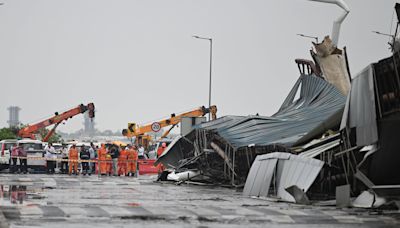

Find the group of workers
[[67, 143, 139, 176], [8, 141, 168, 176]]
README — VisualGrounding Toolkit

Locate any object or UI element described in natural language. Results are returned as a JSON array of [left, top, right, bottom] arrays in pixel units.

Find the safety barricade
[[9, 156, 139, 176]]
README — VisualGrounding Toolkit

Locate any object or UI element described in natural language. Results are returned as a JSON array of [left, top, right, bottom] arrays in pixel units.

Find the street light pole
[[193, 35, 213, 121]]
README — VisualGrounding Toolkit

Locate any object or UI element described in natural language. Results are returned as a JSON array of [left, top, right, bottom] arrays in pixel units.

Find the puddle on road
[[0, 184, 46, 205]]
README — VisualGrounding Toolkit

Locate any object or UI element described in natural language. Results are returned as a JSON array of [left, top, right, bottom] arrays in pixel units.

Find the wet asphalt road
[[0, 173, 399, 228]]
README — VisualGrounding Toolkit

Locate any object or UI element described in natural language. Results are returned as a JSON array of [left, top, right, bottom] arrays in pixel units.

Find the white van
[[0, 139, 17, 170], [18, 139, 46, 171]]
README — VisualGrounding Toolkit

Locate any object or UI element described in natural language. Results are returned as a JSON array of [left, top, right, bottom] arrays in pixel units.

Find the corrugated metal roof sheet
[[299, 139, 340, 158], [340, 65, 378, 146], [197, 74, 346, 149], [243, 152, 324, 202]]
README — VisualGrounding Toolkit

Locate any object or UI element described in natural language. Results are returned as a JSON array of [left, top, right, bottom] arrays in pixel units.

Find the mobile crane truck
[[122, 105, 217, 174]]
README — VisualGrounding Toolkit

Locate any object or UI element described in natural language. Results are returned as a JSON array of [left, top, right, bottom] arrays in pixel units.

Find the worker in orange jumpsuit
[[118, 146, 128, 176], [126, 145, 138, 177], [68, 144, 79, 175], [106, 146, 113, 176], [98, 144, 108, 175], [156, 143, 167, 174]]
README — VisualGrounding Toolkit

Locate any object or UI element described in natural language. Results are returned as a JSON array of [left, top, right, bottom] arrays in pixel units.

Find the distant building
[[7, 106, 21, 128], [83, 112, 95, 137]]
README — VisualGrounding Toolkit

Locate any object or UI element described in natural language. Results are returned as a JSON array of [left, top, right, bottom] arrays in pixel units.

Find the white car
[[0, 139, 17, 170], [18, 139, 46, 171]]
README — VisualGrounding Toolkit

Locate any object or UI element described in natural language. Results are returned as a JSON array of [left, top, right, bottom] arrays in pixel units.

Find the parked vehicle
[[17, 139, 46, 171], [52, 143, 64, 154], [0, 139, 17, 170]]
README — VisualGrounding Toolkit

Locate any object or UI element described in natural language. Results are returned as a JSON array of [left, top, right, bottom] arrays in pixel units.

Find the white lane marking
[[41, 178, 57, 188], [278, 209, 308, 216], [59, 206, 88, 217], [189, 207, 221, 216], [18, 178, 32, 182], [234, 207, 264, 216], [265, 215, 295, 223], [20, 205, 43, 216], [333, 215, 363, 224]]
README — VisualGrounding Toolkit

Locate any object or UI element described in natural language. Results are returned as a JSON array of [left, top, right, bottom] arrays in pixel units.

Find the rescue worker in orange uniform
[[106, 146, 113, 175], [156, 142, 167, 174], [68, 144, 79, 175], [126, 145, 138, 177], [118, 146, 128, 176], [98, 144, 108, 175]]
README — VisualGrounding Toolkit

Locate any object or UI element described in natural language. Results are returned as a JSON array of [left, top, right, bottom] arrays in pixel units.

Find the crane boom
[[18, 103, 95, 141], [122, 105, 217, 138]]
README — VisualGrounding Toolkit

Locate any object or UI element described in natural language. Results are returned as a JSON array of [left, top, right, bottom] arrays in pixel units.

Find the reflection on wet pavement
[[0, 184, 45, 205], [0, 174, 399, 227]]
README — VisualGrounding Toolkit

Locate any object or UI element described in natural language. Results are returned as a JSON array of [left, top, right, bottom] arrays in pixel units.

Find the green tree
[[38, 128, 63, 144], [0, 127, 17, 141]]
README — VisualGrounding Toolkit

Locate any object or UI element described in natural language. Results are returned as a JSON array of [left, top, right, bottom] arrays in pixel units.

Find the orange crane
[[18, 103, 95, 142], [122, 105, 217, 147]]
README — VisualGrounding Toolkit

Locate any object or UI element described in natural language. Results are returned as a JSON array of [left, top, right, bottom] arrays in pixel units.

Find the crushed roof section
[[196, 74, 346, 149]]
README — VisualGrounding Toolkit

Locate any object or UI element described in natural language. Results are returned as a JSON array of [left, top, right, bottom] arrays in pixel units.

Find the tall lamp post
[[193, 35, 213, 121]]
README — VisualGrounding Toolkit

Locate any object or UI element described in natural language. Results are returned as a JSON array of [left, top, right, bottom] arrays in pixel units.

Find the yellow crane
[[122, 105, 217, 148]]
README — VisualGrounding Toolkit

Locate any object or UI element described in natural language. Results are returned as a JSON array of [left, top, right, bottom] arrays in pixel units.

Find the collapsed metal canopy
[[156, 73, 346, 185], [196, 74, 346, 149]]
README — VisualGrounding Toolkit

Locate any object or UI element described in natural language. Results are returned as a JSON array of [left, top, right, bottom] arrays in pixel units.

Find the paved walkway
[[0, 174, 399, 227]]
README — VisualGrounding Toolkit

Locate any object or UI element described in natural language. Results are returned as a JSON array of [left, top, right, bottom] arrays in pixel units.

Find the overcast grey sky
[[0, 0, 397, 133]]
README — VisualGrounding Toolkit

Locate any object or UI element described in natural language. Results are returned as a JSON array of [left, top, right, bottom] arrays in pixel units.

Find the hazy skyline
[[0, 0, 397, 133]]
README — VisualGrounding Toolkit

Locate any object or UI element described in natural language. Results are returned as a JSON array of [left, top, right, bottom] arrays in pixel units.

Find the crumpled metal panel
[[276, 154, 324, 202], [299, 139, 340, 158], [243, 152, 324, 203], [155, 136, 193, 168], [340, 65, 378, 146], [243, 156, 278, 197], [196, 74, 346, 149]]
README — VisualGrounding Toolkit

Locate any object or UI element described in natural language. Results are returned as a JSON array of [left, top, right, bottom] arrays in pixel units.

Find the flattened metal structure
[[159, 73, 345, 185], [197, 74, 346, 149]]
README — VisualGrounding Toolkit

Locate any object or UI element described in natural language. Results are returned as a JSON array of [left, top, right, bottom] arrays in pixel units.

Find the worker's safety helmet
[[162, 142, 167, 148]]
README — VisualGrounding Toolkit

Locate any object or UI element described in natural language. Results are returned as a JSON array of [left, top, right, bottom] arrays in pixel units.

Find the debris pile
[[156, 3, 400, 209], [157, 70, 346, 186]]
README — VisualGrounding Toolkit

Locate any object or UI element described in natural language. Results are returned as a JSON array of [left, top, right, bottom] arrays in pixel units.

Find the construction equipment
[[122, 105, 217, 147], [18, 103, 95, 142]]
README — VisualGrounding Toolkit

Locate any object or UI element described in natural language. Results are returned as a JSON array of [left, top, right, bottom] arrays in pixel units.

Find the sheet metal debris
[[352, 190, 386, 208], [243, 152, 324, 203]]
